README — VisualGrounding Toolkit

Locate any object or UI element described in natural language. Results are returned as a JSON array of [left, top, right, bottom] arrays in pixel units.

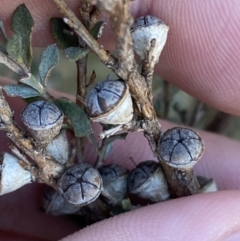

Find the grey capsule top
[[131, 15, 163, 32], [86, 80, 127, 117], [21, 100, 63, 129], [158, 127, 204, 168], [58, 163, 102, 206]]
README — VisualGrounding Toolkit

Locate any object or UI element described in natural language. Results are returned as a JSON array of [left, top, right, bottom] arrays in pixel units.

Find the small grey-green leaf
[[6, 34, 23, 64], [11, 4, 34, 68], [90, 21, 106, 39], [20, 73, 44, 94], [51, 18, 79, 49], [3, 84, 40, 98], [38, 44, 59, 86], [54, 98, 92, 137], [64, 47, 89, 61]]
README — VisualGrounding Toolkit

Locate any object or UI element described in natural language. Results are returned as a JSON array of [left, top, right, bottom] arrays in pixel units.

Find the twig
[[104, 0, 136, 75], [80, 3, 92, 29]]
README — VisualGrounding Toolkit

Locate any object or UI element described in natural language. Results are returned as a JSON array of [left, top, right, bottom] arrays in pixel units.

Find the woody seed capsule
[[127, 160, 170, 202], [58, 163, 102, 206], [45, 130, 69, 165], [21, 100, 63, 145], [98, 164, 128, 205], [0, 152, 34, 195], [42, 186, 79, 215], [158, 127, 204, 195], [158, 127, 204, 168], [131, 15, 169, 63], [86, 79, 133, 125]]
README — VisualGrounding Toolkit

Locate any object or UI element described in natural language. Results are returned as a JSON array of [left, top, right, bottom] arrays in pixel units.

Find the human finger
[[60, 191, 240, 241]]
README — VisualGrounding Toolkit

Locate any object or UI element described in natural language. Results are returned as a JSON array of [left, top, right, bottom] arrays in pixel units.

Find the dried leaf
[[20, 73, 44, 94], [3, 84, 40, 98], [6, 34, 23, 64], [54, 98, 92, 137], [51, 18, 79, 49], [10, 4, 34, 68], [38, 44, 59, 86], [90, 21, 106, 39], [64, 47, 89, 61]]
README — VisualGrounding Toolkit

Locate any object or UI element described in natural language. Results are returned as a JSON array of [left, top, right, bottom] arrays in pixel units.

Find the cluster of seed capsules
[[43, 156, 216, 224], [0, 78, 213, 222], [0, 15, 216, 223]]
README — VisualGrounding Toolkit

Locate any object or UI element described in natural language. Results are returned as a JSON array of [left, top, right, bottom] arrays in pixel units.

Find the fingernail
[[225, 231, 240, 241]]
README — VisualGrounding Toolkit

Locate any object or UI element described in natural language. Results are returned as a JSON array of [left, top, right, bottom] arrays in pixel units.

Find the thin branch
[[104, 0, 136, 75], [80, 3, 92, 29]]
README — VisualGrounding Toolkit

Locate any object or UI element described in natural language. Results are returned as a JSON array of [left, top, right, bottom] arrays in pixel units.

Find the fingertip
[[60, 191, 240, 241]]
